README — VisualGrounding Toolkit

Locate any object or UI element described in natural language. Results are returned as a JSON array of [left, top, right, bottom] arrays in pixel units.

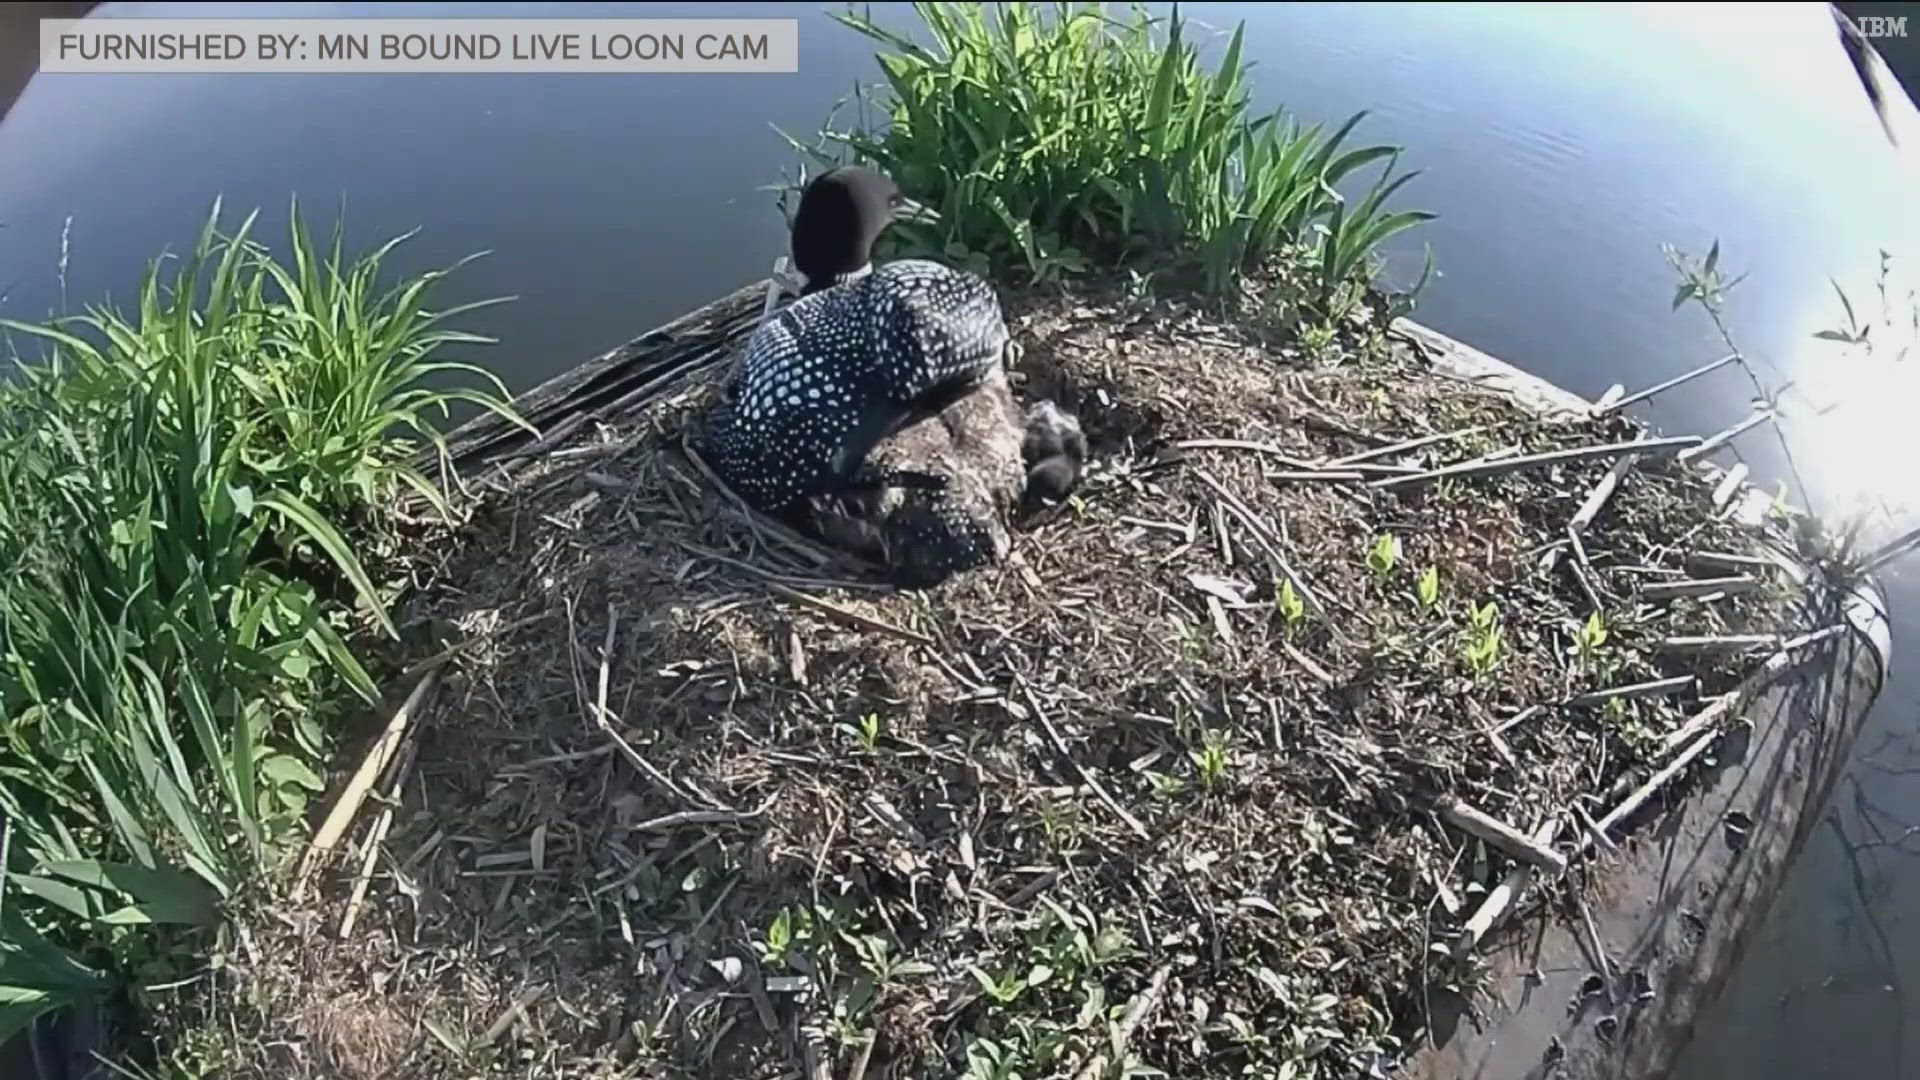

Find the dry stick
[[1584, 732, 1716, 852], [1172, 439, 1317, 468], [1572, 803, 1619, 855], [1438, 798, 1568, 874], [295, 664, 442, 896], [587, 603, 721, 811], [1573, 891, 1616, 1003], [678, 436, 834, 567], [1547, 447, 1644, 578], [338, 740, 416, 940], [1678, 409, 1774, 466], [1712, 463, 1751, 513], [1641, 575, 1760, 601], [1072, 963, 1175, 1080], [1015, 677, 1149, 840], [672, 539, 889, 593], [1371, 436, 1700, 490], [1654, 624, 1848, 757], [1327, 425, 1486, 467], [1566, 675, 1695, 708], [1688, 550, 1775, 574], [1456, 819, 1562, 957], [1659, 634, 1779, 654], [1191, 468, 1325, 619], [631, 802, 772, 834], [763, 580, 934, 647], [1595, 353, 1740, 417]]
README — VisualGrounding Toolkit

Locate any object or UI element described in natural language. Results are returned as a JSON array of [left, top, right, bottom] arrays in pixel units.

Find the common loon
[[699, 166, 1013, 516], [806, 368, 1087, 590]]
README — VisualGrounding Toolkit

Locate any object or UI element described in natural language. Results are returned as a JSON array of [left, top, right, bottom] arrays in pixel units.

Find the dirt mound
[[248, 287, 1799, 1080]]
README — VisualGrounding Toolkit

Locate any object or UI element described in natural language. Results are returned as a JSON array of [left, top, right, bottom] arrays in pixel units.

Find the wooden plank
[[422, 278, 772, 473]]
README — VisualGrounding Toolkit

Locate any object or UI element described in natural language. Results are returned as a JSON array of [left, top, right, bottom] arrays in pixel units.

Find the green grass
[[783, 1, 1434, 309], [0, 201, 524, 1047]]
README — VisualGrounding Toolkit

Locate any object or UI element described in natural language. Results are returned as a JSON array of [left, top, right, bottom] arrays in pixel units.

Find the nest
[[242, 286, 1812, 1080]]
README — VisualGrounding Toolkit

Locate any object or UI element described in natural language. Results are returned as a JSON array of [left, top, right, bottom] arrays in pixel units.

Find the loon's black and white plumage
[[807, 370, 1087, 590], [699, 167, 1012, 515]]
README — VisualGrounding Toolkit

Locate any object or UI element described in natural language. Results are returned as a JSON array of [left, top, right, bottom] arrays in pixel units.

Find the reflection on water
[[1, 1, 1917, 1074]]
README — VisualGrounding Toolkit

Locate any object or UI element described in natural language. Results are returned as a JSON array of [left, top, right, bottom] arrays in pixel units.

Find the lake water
[[3, 2, 1917, 1076]]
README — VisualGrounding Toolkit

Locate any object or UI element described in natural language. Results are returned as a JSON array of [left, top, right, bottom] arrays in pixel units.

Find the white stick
[[1641, 575, 1760, 601], [1372, 436, 1699, 490], [1596, 353, 1740, 416], [1439, 798, 1568, 874], [1654, 625, 1848, 756]]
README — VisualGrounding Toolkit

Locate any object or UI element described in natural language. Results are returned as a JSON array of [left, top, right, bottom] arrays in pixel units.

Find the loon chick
[[1020, 399, 1088, 509], [699, 166, 1012, 517], [807, 373, 1086, 590]]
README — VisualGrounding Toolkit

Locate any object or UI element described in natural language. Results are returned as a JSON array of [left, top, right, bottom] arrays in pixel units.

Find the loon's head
[[790, 166, 935, 295]]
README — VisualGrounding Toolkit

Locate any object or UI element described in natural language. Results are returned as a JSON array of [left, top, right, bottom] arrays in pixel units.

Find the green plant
[[0, 202, 524, 1041], [1366, 532, 1400, 583], [1575, 611, 1610, 671], [1463, 601, 1504, 678], [1277, 577, 1305, 631], [1189, 728, 1232, 793], [1416, 565, 1441, 612], [795, 2, 1432, 304], [839, 710, 883, 753]]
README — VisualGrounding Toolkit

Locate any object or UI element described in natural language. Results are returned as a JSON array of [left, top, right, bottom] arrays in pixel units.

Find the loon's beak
[[892, 197, 940, 226]]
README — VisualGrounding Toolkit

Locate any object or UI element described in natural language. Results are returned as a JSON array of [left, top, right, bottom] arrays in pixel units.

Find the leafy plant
[[790, 2, 1433, 306], [1463, 601, 1504, 678], [1189, 728, 1233, 793], [1277, 577, 1306, 630], [1575, 611, 1610, 671], [1416, 565, 1441, 612], [1366, 532, 1400, 583], [0, 201, 524, 1042], [839, 710, 883, 753]]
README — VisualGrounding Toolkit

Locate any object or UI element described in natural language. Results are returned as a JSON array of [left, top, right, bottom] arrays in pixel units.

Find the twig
[[631, 800, 773, 834], [1573, 890, 1616, 1004], [1687, 550, 1774, 574], [1072, 963, 1174, 1080], [1172, 439, 1317, 468], [1566, 676, 1695, 708], [1711, 462, 1751, 512], [1492, 704, 1544, 736], [338, 740, 416, 939], [1678, 408, 1775, 466], [1438, 798, 1568, 874], [295, 664, 442, 896], [1654, 624, 1848, 756], [1658, 634, 1779, 654], [763, 580, 934, 647], [1595, 353, 1740, 416], [1572, 803, 1618, 855], [1587, 731, 1716, 847], [1641, 575, 1761, 601], [672, 538, 889, 592], [678, 436, 834, 567], [1372, 436, 1700, 489], [1015, 676, 1149, 840], [1456, 819, 1562, 956], [1327, 424, 1485, 467], [583, 601, 724, 811], [1191, 468, 1325, 620]]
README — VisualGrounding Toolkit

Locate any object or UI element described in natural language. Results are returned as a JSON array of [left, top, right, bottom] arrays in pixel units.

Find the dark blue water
[[2, 3, 1916, 1076]]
